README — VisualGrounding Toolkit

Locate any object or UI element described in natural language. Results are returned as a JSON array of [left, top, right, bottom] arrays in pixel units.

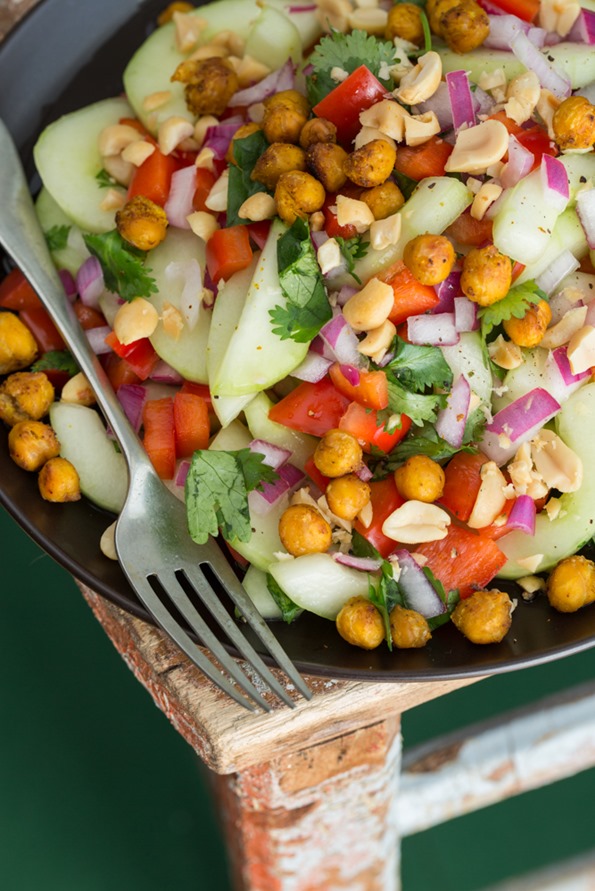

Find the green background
[[2, 504, 595, 891]]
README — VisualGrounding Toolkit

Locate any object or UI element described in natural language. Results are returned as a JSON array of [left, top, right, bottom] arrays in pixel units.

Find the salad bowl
[[2, 0, 595, 681]]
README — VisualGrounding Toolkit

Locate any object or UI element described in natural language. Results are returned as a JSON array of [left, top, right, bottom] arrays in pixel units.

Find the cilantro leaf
[[386, 378, 445, 426], [306, 30, 396, 103], [83, 230, 157, 301], [45, 225, 71, 252], [31, 349, 78, 376], [383, 337, 453, 393], [226, 130, 270, 227], [95, 168, 116, 189], [423, 566, 460, 630], [369, 425, 476, 479], [185, 449, 279, 545], [336, 235, 369, 285], [351, 530, 381, 560], [368, 561, 404, 650], [479, 280, 547, 339], [266, 574, 302, 624], [408, 9, 433, 58], [270, 217, 332, 343]]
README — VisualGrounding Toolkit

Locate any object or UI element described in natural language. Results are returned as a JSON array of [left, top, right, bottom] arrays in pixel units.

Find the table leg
[[211, 717, 402, 891]]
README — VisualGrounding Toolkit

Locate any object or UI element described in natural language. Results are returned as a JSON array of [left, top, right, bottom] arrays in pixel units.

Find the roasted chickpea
[[0, 371, 54, 426], [306, 142, 349, 193], [394, 455, 445, 503], [451, 589, 513, 645], [503, 299, 552, 348], [440, 0, 490, 54], [275, 171, 326, 225], [385, 3, 424, 45], [427, 0, 459, 35], [262, 90, 310, 145], [278, 504, 332, 557], [403, 234, 456, 286], [360, 181, 405, 220], [552, 95, 595, 152], [299, 117, 337, 150], [390, 605, 432, 649], [226, 122, 262, 164], [8, 420, 60, 472], [547, 555, 595, 613], [171, 57, 239, 117], [157, 1, 194, 26], [38, 456, 81, 503], [344, 139, 397, 189], [461, 244, 512, 306], [116, 196, 168, 251], [336, 596, 385, 650], [251, 143, 307, 190], [313, 429, 363, 478], [0, 311, 38, 375], [326, 474, 371, 521]]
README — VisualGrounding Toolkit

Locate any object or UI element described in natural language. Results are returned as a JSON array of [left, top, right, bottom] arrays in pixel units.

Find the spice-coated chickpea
[[275, 171, 326, 225], [262, 90, 310, 144], [360, 181, 405, 220], [116, 196, 168, 252], [547, 555, 595, 613], [278, 504, 332, 557], [251, 143, 307, 190], [344, 139, 397, 189], [439, 0, 490, 54], [336, 596, 385, 650], [306, 142, 349, 193], [299, 117, 337, 150], [38, 456, 81, 503], [503, 299, 552, 348], [0, 311, 38, 375], [325, 474, 371, 521], [390, 605, 432, 648], [403, 234, 456, 286], [313, 429, 363, 478], [8, 420, 60, 472], [451, 589, 513, 644], [171, 57, 239, 117], [394, 455, 445, 503], [385, 3, 424, 45], [461, 244, 512, 306], [553, 96, 595, 152], [0, 371, 54, 426]]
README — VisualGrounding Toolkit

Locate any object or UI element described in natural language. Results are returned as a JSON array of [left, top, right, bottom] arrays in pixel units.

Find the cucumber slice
[[498, 383, 595, 578], [492, 348, 548, 413], [34, 97, 130, 234], [146, 229, 210, 383], [243, 392, 317, 472], [209, 419, 252, 451], [441, 332, 492, 407], [49, 402, 128, 514], [35, 188, 90, 276], [516, 209, 588, 285], [244, 6, 302, 70], [211, 219, 309, 397], [269, 554, 370, 620], [560, 154, 595, 204], [229, 496, 289, 571], [242, 565, 284, 620], [492, 168, 566, 265]]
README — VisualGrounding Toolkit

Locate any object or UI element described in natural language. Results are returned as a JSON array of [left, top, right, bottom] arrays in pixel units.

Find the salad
[[2, 0, 595, 655]]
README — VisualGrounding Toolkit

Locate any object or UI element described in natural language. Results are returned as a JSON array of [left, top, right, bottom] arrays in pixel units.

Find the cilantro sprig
[[83, 230, 157, 302], [368, 561, 403, 651], [95, 168, 116, 189], [226, 129, 270, 227], [31, 349, 78, 376], [384, 338, 453, 393], [44, 225, 71, 252], [266, 574, 302, 624], [185, 449, 279, 545], [270, 217, 332, 343], [336, 235, 369, 284], [479, 280, 547, 339], [306, 30, 397, 105]]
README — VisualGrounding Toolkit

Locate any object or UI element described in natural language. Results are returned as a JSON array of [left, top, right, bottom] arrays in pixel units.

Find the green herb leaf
[[31, 349, 78, 376], [386, 378, 445, 426], [479, 280, 547, 339], [336, 235, 369, 284], [409, 9, 433, 58], [185, 449, 279, 545], [306, 30, 396, 103], [95, 168, 116, 189], [368, 561, 404, 650], [226, 130, 271, 227], [44, 225, 71, 252], [423, 567, 460, 630], [351, 530, 382, 560], [383, 337, 453, 393], [270, 217, 332, 343], [370, 425, 476, 479], [266, 574, 302, 624], [83, 230, 157, 301], [393, 171, 418, 201]]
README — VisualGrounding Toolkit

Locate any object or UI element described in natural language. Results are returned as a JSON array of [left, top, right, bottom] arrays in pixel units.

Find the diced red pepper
[[0, 268, 41, 311], [268, 377, 351, 438], [102, 353, 142, 390], [338, 402, 411, 454], [379, 261, 440, 325], [73, 300, 107, 330], [304, 454, 330, 494], [192, 167, 218, 212], [354, 477, 404, 558], [445, 210, 493, 248], [329, 363, 389, 411], [142, 397, 176, 479], [412, 524, 507, 599], [127, 148, 177, 207], [313, 65, 387, 145], [485, 0, 539, 22], [19, 307, 65, 352], [205, 225, 253, 284], [393, 137, 453, 181], [104, 331, 158, 381], [173, 391, 210, 458], [439, 452, 490, 522]]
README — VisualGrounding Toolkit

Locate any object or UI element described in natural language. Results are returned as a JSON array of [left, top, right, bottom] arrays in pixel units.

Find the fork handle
[[0, 118, 152, 476]]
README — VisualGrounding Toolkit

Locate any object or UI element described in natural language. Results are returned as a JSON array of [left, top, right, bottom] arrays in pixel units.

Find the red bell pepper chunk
[[206, 225, 253, 284], [412, 524, 507, 599], [102, 353, 142, 390], [313, 65, 387, 146], [0, 268, 42, 311], [329, 363, 389, 411], [304, 454, 330, 494], [19, 307, 65, 352], [354, 477, 405, 558], [142, 397, 176, 480], [173, 391, 210, 458], [338, 402, 411, 454], [393, 136, 453, 181], [73, 300, 107, 330], [127, 148, 177, 207], [486, 0, 539, 22], [104, 331, 158, 381], [268, 377, 351, 438], [192, 167, 218, 213], [439, 452, 490, 522], [379, 261, 440, 325]]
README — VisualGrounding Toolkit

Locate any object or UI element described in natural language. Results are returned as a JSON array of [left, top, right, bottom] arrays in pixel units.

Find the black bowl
[[2, 0, 595, 680]]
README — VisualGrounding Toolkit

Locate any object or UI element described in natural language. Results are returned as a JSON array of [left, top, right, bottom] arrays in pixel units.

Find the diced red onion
[[500, 134, 534, 190], [407, 312, 460, 346], [393, 550, 446, 619], [587, 300, 595, 327], [249, 438, 292, 470], [150, 360, 184, 385], [76, 256, 104, 309], [435, 374, 471, 448], [320, 312, 364, 366], [336, 284, 358, 307], [228, 59, 295, 107], [59, 269, 77, 302], [540, 154, 570, 213], [510, 31, 571, 98], [535, 249, 580, 296], [287, 3, 317, 12], [176, 460, 190, 488], [548, 290, 583, 325], [544, 346, 590, 403], [569, 9, 595, 45], [446, 70, 476, 132], [484, 15, 544, 49], [481, 388, 561, 465], [292, 350, 333, 383], [454, 297, 478, 332], [203, 118, 243, 160], [278, 463, 305, 489], [164, 166, 197, 230], [474, 86, 496, 117], [86, 325, 113, 355], [576, 188, 595, 250], [433, 271, 462, 313], [117, 383, 147, 433], [165, 259, 203, 331], [311, 229, 329, 250], [505, 495, 536, 536], [355, 463, 373, 483], [476, 0, 508, 14], [248, 479, 290, 515], [333, 553, 382, 572], [339, 363, 360, 387], [415, 82, 454, 131]]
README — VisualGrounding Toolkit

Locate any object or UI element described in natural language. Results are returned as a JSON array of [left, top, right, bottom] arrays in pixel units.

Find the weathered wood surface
[[398, 680, 595, 837]]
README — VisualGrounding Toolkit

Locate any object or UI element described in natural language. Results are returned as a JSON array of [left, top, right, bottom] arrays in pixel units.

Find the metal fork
[[0, 119, 312, 712]]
